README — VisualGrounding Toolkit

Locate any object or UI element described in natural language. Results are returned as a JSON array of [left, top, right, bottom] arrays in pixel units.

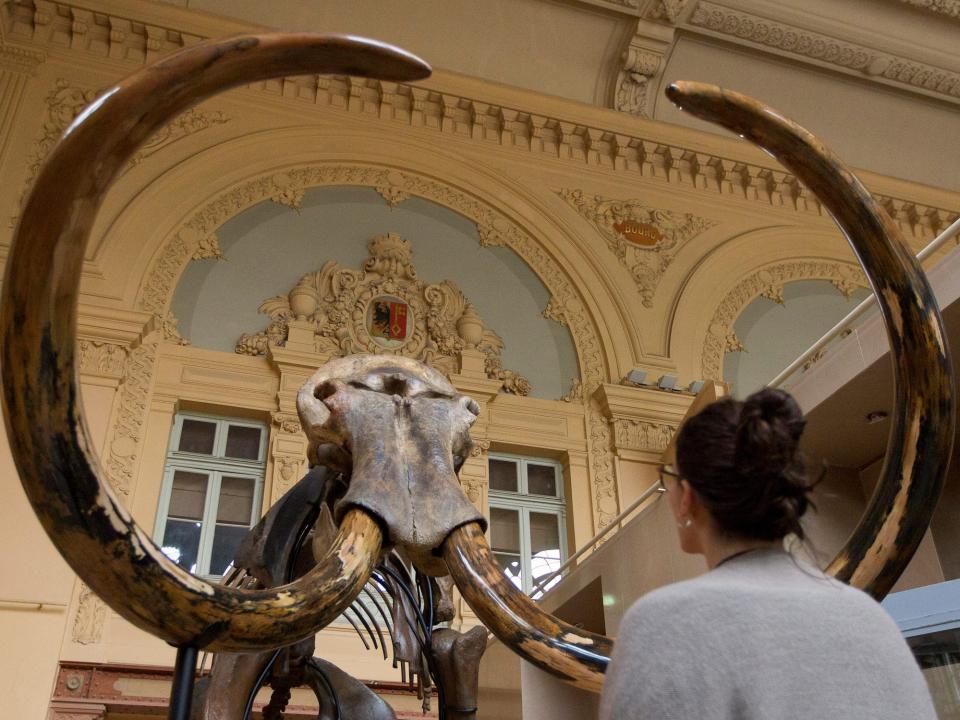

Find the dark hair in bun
[[675, 388, 811, 541]]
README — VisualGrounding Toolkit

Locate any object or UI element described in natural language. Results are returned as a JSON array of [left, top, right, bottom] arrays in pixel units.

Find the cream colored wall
[[1, 0, 959, 717]]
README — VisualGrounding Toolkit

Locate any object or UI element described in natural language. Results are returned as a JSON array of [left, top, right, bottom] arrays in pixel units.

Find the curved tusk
[[664, 82, 954, 598], [0, 33, 424, 650], [444, 522, 612, 693], [446, 82, 954, 691]]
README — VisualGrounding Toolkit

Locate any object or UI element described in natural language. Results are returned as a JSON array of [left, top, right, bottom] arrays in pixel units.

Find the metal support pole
[[168, 645, 199, 720]]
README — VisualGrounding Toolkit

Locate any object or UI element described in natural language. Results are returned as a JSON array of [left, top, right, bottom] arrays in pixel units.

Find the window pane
[[167, 470, 208, 520], [161, 519, 202, 573], [178, 419, 216, 454], [209, 524, 250, 576], [494, 552, 523, 590], [489, 458, 518, 492], [217, 476, 255, 524], [528, 463, 559, 496], [489, 507, 520, 553], [530, 512, 562, 588], [225, 425, 262, 460]]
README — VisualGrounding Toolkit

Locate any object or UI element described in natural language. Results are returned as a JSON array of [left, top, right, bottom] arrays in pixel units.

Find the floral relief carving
[[130, 107, 229, 167], [271, 411, 302, 436], [463, 439, 491, 504], [140, 227, 224, 315], [701, 261, 868, 381], [144, 164, 611, 530], [558, 188, 716, 307], [615, 47, 662, 118], [236, 233, 531, 395], [897, 0, 960, 19], [613, 419, 676, 452], [12, 79, 98, 227], [655, 0, 690, 23], [690, 2, 960, 100], [273, 456, 304, 498], [13, 80, 228, 227], [77, 340, 127, 379], [72, 583, 106, 645]]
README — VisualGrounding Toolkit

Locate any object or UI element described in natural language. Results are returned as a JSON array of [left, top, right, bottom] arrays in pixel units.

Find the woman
[[598, 388, 936, 720]]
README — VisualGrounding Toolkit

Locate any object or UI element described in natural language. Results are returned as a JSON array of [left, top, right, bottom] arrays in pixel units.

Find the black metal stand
[[168, 645, 199, 720]]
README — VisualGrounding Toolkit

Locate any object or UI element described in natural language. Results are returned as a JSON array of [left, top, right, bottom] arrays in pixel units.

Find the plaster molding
[[613, 18, 674, 118], [47, 701, 107, 720], [12, 79, 97, 228], [271, 411, 302, 437], [130, 107, 230, 167], [236, 232, 532, 396], [139, 163, 619, 530], [77, 339, 127, 380], [557, 188, 716, 306], [5, 10, 954, 237], [653, 0, 692, 24], [0, 42, 44, 73], [12, 78, 230, 227], [463, 439, 492, 505], [594, 381, 689, 455], [700, 260, 868, 381], [71, 583, 106, 645], [897, 0, 960, 20], [688, 2, 960, 103], [612, 418, 675, 452]]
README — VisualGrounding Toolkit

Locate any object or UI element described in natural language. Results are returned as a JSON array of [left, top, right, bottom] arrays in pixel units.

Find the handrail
[[0, 598, 67, 610], [769, 216, 960, 388], [530, 479, 666, 598]]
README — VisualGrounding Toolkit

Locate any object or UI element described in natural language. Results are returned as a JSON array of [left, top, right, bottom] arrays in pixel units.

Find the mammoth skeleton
[[0, 32, 953, 720]]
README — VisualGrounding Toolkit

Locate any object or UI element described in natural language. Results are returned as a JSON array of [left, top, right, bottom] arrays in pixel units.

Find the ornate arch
[[700, 259, 868, 380], [135, 162, 622, 529]]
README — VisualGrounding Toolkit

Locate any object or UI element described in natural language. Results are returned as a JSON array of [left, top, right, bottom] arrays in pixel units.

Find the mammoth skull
[[297, 355, 485, 575]]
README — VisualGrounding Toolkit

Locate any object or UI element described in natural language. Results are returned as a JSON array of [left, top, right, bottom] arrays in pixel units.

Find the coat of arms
[[369, 297, 410, 346]]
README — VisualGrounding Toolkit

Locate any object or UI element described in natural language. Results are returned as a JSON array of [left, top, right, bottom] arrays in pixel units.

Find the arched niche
[[667, 225, 869, 384], [169, 185, 579, 400], [722, 279, 872, 397], [86, 128, 636, 531]]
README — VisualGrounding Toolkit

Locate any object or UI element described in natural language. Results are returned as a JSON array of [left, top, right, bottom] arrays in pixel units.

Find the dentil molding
[[5, 5, 955, 237]]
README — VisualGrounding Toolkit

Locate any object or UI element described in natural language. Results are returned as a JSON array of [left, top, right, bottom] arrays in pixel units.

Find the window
[[487, 453, 566, 595], [155, 413, 267, 577]]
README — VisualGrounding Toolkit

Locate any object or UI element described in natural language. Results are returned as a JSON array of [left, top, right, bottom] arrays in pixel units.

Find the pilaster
[[265, 335, 328, 504], [0, 42, 44, 172], [594, 382, 692, 510]]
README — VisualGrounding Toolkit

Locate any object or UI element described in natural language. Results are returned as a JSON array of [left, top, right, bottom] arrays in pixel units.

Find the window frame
[[153, 412, 267, 578], [487, 452, 567, 595]]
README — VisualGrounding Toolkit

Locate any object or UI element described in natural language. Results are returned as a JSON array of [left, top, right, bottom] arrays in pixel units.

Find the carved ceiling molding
[[897, 0, 960, 20], [236, 232, 532, 396], [10, 78, 230, 228], [557, 188, 716, 306], [700, 260, 868, 381], [5, 5, 955, 239], [138, 163, 619, 530], [689, 2, 960, 103]]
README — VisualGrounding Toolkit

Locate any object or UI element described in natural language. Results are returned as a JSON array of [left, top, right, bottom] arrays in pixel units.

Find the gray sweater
[[598, 548, 936, 720]]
